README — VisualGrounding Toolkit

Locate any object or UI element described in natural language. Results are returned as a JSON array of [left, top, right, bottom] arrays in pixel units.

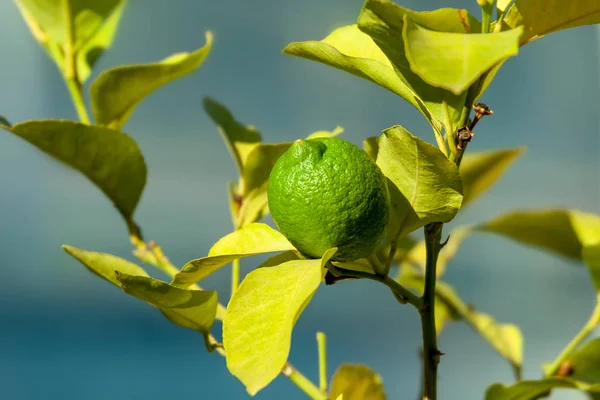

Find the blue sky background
[[0, 0, 599, 399]]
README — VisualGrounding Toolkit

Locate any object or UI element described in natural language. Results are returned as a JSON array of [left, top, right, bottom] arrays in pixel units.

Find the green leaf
[[173, 223, 295, 286], [115, 272, 217, 337], [460, 147, 525, 207], [15, 0, 126, 82], [505, 1, 600, 46], [241, 143, 290, 197], [479, 209, 600, 260], [357, 0, 482, 135], [403, 16, 522, 95], [236, 183, 269, 228], [203, 97, 261, 175], [376, 125, 463, 238], [0, 115, 11, 128], [90, 32, 213, 129], [223, 248, 337, 395], [306, 126, 344, 139], [329, 364, 386, 400], [397, 267, 522, 372], [485, 378, 600, 400], [570, 338, 600, 384], [284, 25, 440, 135], [4, 120, 146, 224], [363, 136, 379, 160], [406, 225, 472, 277], [63, 245, 148, 287], [583, 244, 600, 291]]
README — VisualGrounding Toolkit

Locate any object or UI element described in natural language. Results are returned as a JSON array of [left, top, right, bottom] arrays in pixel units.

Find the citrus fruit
[[267, 137, 389, 261]]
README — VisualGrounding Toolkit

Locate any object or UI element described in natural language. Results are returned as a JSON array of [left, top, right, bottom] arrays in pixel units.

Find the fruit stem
[[316, 332, 328, 391], [231, 258, 240, 295], [420, 222, 443, 400], [545, 296, 600, 377]]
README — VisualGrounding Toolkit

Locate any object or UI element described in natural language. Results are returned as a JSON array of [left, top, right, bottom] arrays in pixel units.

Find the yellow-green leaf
[[363, 136, 379, 161], [485, 378, 600, 400], [223, 248, 337, 395], [241, 143, 290, 197], [91, 32, 212, 129], [173, 223, 295, 286], [460, 148, 525, 207], [306, 126, 344, 139], [203, 97, 261, 175], [480, 209, 600, 260], [4, 120, 146, 223], [15, 0, 126, 82], [506, 0, 600, 46], [115, 272, 217, 337], [377, 125, 463, 238], [329, 364, 386, 400], [357, 0, 481, 136], [569, 337, 600, 384], [63, 245, 148, 287], [403, 17, 522, 95], [583, 244, 600, 292]]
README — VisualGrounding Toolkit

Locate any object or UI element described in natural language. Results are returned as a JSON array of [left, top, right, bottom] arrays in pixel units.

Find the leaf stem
[[420, 222, 443, 400], [316, 332, 327, 392], [62, 0, 90, 124], [282, 364, 328, 400], [231, 258, 240, 295], [545, 298, 600, 377]]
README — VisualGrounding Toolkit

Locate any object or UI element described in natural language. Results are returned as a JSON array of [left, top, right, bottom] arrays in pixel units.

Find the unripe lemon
[[267, 137, 389, 261]]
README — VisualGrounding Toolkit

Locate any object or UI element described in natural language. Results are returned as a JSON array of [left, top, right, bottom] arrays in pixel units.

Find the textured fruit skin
[[267, 137, 389, 262]]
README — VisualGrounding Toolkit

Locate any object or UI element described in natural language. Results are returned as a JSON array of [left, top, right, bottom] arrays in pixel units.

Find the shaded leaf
[[403, 17, 522, 94], [406, 225, 472, 277], [115, 272, 217, 336], [258, 251, 299, 268], [583, 244, 600, 291], [63, 245, 148, 286], [357, 0, 481, 135], [236, 183, 269, 228], [223, 248, 337, 395], [505, 1, 600, 46], [15, 0, 126, 82], [329, 364, 386, 400], [363, 136, 379, 160], [377, 125, 463, 238], [479, 210, 600, 260], [460, 147, 525, 207], [173, 223, 295, 286], [485, 378, 600, 400], [0, 115, 11, 128], [570, 337, 600, 384], [91, 32, 212, 128], [241, 143, 290, 196], [4, 120, 146, 223], [203, 97, 261, 175]]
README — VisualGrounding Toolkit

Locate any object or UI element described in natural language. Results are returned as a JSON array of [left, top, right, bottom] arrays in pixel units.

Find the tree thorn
[[440, 235, 451, 249]]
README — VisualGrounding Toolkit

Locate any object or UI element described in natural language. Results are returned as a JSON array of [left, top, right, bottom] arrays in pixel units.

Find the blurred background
[[0, 0, 598, 399]]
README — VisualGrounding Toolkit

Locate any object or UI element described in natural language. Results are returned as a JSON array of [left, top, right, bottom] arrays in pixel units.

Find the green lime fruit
[[267, 137, 389, 261]]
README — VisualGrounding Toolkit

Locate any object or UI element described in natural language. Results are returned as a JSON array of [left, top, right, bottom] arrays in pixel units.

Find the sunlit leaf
[[403, 17, 522, 94], [363, 136, 379, 160], [284, 25, 439, 135], [223, 248, 337, 395], [115, 272, 217, 337], [479, 210, 600, 260], [63, 245, 148, 287], [237, 183, 269, 228], [504, 1, 600, 46], [173, 223, 295, 286], [15, 0, 126, 81], [460, 148, 525, 207], [376, 125, 463, 238], [4, 120, 146, 224], [357, 0, 482, 135], [306, 126, 344, 139], [485, 378, 600, 400], [91, 32, 212, 129], [329, 364, 386, 400], [203, 97, 261, 175]]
